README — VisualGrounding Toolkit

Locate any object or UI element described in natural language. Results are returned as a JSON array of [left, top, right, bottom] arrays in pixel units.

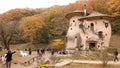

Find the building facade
[[65, 10, 114, 51]]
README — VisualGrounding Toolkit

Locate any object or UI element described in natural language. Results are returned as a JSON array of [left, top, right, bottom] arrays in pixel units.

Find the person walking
[[5, 50, 16, 68], [37, 49, 39, 54], [51, 49, 55, 55], [37, 49, 42, 57], [114, 49, 119, 62]]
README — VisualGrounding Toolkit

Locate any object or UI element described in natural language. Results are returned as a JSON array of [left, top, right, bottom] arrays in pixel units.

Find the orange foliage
[[63, 2, 83, 13], [64, 1, 92, 13], [106, 0, 120, 16], [19, 15, 44, 41], [3, 8, 32, 21], [88, 0, 108, 14]]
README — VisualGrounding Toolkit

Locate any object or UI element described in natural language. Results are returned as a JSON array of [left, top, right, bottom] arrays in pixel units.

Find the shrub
[[49, 39, 65, 51], [38, 64, 54, 68], [99, 49, 109, 66]]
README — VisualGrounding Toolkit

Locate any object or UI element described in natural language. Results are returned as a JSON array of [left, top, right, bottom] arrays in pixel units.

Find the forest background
[[0, 0, 119, 50]]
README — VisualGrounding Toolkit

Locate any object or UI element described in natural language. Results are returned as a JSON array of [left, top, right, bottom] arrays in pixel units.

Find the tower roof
[[79, 11, 114, 22], [89, 11, 107, 16], [65, 10, 85, 20]]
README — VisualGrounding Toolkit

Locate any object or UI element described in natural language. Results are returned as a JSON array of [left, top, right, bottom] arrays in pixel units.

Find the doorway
[[89, 43, 96, 51]]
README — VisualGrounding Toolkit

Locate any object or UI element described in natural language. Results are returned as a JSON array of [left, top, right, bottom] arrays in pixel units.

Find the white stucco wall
[[66, 16, 111, 51], [66, 16, 82, 49], [86, 19, 111, 47]]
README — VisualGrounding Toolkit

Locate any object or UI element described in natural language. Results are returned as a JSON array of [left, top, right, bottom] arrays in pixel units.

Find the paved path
[[54, 59, 73, 66], [54, 59, 120, 66], [73, 60, 120, 65]]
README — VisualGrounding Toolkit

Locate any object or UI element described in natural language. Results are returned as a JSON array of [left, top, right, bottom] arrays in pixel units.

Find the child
[[1, 55, 6, 65]]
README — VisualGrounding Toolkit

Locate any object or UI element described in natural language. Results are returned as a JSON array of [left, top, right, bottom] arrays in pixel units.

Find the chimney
[[83, 4, 87, 16]]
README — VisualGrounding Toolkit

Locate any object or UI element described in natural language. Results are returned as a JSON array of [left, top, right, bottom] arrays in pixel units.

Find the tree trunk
[[4, 44, 10, 50]]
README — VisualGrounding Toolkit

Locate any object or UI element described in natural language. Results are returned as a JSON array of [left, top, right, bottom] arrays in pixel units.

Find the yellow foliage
[[38, 64, 54, 68], [4, 8, 32, 21], [19, 15, 44, 40], [52, 39, 64, 46], [106, 0, 120, 16], [50, 39, 65, 50], [88, 0, 108, 14]]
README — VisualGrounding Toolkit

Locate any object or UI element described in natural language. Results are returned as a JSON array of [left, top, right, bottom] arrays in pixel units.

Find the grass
[[55, 63, 120, 68], [10, 43, 49, 50], [54, 51, 114, 61]]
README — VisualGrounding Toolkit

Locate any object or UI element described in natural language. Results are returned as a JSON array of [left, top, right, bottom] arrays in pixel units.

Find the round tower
[[78, 11, 114, 50], [65, 10, 86, 52]]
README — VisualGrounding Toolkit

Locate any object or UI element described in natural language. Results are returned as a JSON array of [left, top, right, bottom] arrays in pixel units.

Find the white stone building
[[65, 10, 114, 51]]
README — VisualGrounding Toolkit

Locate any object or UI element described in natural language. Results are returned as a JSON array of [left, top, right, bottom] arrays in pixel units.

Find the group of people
[[36, 48, 55, 56], [37, 48, 45, 57], [0, 48, 119, 68], [0, 50, 16, 68]]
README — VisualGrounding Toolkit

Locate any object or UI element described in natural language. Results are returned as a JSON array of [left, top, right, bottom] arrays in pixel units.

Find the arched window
[[105, 23, 108, 28], [90, 23, 94, 31], [103, 21, 109, 28], [91, 23, 94, 26], [98, 31, 104, 40]]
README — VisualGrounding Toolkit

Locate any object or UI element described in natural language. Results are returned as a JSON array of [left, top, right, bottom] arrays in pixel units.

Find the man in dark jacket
[[114, 49, 119, 62], [5, 50, 16, 68]]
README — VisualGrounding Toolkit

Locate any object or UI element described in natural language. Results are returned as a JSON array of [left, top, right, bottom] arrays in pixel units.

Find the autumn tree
[[4, 8, 33, 21], [88, 0, 108, 14], [63, 2, 83, 13], [19, 15, 44, 43], [0, 9, 33, 50], [105, 0, 120, 34], [36, 26, 49, 43], [31, 8, 45, 15], [106, 0, 120, 17], [43, 6, 68, 40], [112, 18, 120, 34], [0, 15, 18, 50]]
